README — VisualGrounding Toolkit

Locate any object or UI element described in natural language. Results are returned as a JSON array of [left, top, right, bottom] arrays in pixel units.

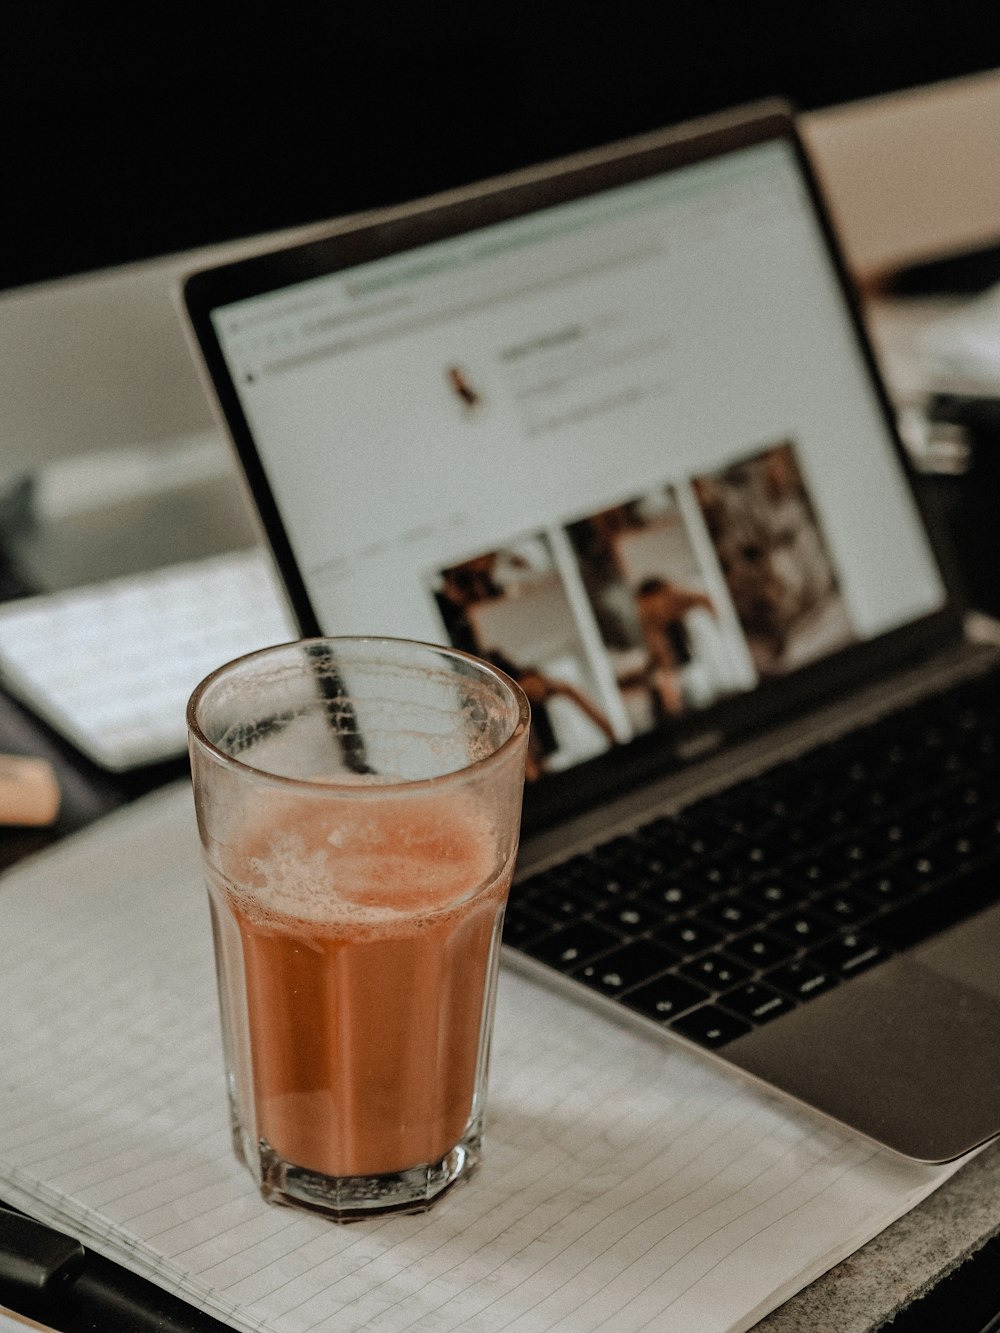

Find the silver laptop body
[[183, 101, 1000, 1162]]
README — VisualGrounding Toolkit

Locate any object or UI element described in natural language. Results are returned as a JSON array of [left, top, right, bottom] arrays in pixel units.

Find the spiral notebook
[[0, 783, 968, 1332]]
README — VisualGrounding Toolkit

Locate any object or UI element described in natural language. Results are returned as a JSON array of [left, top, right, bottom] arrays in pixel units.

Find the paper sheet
[[0, 783, 965, 1332]]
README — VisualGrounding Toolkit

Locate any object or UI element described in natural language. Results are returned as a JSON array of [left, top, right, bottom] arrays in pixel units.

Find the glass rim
[[186, 634, 531, 793]]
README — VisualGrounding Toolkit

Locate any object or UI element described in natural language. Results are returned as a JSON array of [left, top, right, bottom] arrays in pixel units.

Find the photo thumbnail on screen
[[692, 440, 856, 677], [430, 537, 617, 782]]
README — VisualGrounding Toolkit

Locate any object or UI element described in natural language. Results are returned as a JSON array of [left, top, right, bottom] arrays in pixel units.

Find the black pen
[[0, 1206, 233, 1333], [0, 1207, 82, 1320]]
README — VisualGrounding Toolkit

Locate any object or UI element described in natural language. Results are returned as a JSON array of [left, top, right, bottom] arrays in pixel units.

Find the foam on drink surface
[[225, 790, 501, 934]]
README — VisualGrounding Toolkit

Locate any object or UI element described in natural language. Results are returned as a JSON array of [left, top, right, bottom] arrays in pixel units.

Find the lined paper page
[[0, 783, 964, 1333]]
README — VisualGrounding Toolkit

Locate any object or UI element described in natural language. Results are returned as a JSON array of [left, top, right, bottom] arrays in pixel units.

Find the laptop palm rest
[[726, 904, 1000, 1162]]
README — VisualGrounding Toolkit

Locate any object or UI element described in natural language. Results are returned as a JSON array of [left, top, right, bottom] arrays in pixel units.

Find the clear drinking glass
[[187, 636, 529, 1219]]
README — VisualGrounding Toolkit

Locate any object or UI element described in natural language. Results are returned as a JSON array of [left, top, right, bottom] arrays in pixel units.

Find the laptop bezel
[[182, 100, 967, 837]]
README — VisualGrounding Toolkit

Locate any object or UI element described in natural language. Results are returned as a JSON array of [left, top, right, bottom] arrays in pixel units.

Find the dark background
[[5, 3, 1000, 292]]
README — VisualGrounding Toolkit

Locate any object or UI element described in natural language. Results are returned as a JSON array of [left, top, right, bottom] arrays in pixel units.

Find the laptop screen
[[185, 110, 951, 823]]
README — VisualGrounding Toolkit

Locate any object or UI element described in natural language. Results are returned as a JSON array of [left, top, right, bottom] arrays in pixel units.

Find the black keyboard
[[503, 665, 1000, 1050]]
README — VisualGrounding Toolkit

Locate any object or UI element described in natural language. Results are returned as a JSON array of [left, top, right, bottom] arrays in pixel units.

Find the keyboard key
[[690, 855, 762, 893], [655, 917, 724, 957], [563, 850, 636, 898], [871, 812, 923, 851], [671, 1005, 753, 1048], [739, 842, 774, 870], [517, 881, 587, 923], [942, 825, 988, 863], [522, 921, 618, 969], [591, 898, 666, 937], [808, 931, 890, 978], [854, 867, 916, 906], [634, 878, 709, 916], [724, 930, 796, 969], [767, 909, 834, 947], [835, 838, 878, 871], [791, 852, 854, 894], [501, 905, 552, 947], [899, 851, 944, 887], [679, 952, 752, 991], [811, 889, 877, 928], [718, 981, 796, 1025], [573, 939, 678, 996], [555, 857, 630, 906], [547, 895, 587, 922], [634, 850, 672, 879], [742, 878, 797, 912], [621, 973, 710, 1023], [699, 897, 762, 933], [767, 958, 840, 1001]]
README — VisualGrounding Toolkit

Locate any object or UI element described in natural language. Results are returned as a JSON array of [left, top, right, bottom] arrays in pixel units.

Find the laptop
[[182, 101, 1000, 1164]]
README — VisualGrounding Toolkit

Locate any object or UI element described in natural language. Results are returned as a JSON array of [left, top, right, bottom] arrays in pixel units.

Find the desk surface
[[763, 1141, 1000, 1330]]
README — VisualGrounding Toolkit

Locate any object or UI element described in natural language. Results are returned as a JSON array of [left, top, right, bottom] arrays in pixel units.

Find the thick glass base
[[244, 1117, 483, 1220]]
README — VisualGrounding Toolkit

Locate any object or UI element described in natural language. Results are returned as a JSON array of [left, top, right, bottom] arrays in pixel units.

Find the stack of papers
[[0, 784, 967, 1332]]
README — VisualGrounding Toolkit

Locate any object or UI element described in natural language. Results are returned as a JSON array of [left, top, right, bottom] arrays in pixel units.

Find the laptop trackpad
[[915, 903, 1000, 1001], [726, 907, 1000, 1162]]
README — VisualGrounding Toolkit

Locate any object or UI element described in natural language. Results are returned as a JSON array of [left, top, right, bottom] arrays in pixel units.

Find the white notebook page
[[0, 783, 965, 1333]]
